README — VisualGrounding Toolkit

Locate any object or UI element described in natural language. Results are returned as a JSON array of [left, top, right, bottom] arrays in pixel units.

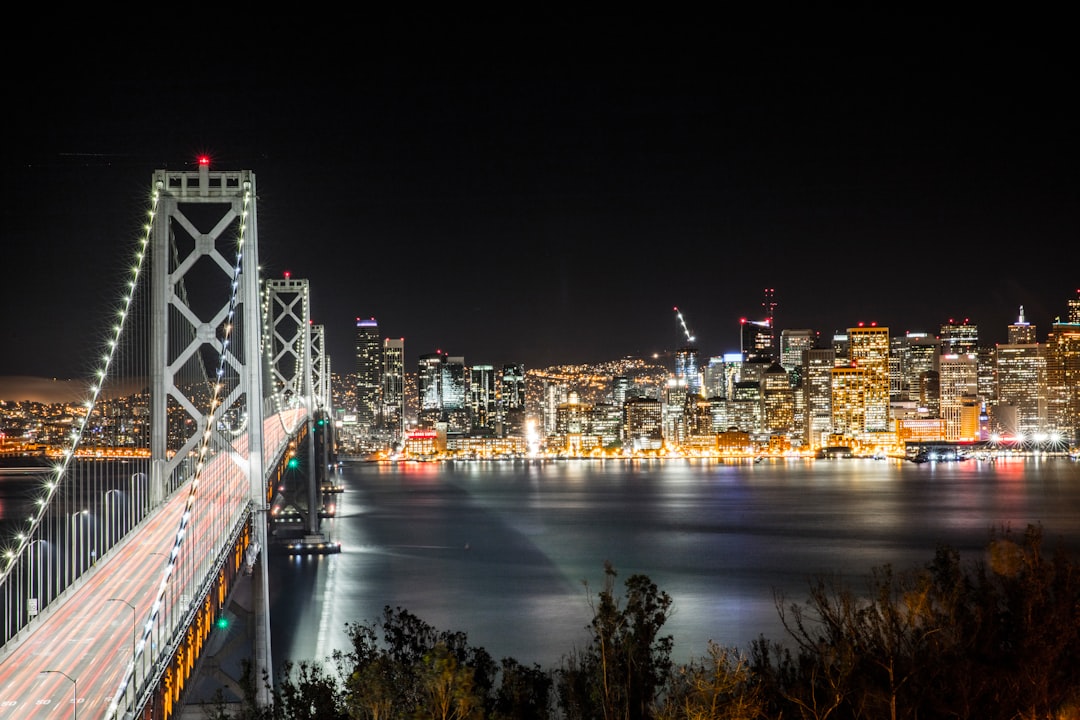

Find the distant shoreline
[[0, 376, 88, 404]]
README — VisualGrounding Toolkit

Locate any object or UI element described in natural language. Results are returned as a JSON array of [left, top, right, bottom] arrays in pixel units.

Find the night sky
[[2, 30, 1076, 382]]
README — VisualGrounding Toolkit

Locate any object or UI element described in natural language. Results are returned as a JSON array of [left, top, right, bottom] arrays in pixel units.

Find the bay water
[[267, 455, 1080, 671]]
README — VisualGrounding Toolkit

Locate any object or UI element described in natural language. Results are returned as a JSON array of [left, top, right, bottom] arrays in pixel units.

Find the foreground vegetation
[[207, 524, 1080, 720]]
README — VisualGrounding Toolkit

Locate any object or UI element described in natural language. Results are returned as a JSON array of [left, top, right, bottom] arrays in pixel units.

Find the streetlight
[[40, 669, 77, 719], [104, 489, 124, 549], [108, 597, 137, 692], [68, 510, 88, 584], [28, 539, 50, 616]]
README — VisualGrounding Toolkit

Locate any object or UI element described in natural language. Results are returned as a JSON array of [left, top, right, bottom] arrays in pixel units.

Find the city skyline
[[3, 31, 1076, 379]]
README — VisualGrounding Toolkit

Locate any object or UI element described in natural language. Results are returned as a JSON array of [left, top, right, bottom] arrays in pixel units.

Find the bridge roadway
[[0, 407, 305, 720]]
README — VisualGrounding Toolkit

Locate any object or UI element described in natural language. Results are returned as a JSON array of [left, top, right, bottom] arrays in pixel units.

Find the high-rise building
[[848, 324, 890, 433], [500, 363, 526, 437], [355, 317, 382, 439], [1046, 293, 1080, 443], [804, 347, 835, 448], [939, 353, 979, 440], [780, 329, 816, 372], [417, 351, 446, 428], [674, 345, 702, 397], [381, 337, 405, 443], [1008, 306, 1037, 344], [469, 364, 497, 434], [940, 319, 979, 355], [892, 332, 939, 406], [994, 341, 1045, 438], [740, 318, 775, 362]]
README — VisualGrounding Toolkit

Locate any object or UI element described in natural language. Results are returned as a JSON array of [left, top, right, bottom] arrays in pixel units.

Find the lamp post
[[104, 489, 123, 550], [67, 510, 87, 584], [107, 597, 137, 692], [40, 669, 76, 719], [28, 539, 50, 616]]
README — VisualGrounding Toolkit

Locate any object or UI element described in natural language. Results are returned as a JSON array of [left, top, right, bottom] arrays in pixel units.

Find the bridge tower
[[148, 161, 273, 704], [263, 277, 335, 548]]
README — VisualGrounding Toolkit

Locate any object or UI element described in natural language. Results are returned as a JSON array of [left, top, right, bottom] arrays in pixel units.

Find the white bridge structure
[[0, 162, 336, 719]]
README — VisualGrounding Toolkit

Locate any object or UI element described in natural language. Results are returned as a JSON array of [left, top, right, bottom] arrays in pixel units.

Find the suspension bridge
[[0, 162, 338, 719]]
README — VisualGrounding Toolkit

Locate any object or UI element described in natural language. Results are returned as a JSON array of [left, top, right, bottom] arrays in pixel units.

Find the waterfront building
[[624, 396, 663, 452]]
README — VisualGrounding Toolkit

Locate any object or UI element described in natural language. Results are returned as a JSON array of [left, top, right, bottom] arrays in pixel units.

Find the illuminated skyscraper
[[355, 317, 381, 438], [1008, 306, 1037, 344], [417, 351, 446, 428], [469, 364, 497, 433], [804, 346, 835, 448], [939, 353, 979, 440], [740, 318, 775, 362], [501, 363, 527, 437], [994, 341, 1045, 438], [1046, 292, 1080, 442], [940, 319, 979, 355], [674, 345, 702, 396], [780, 329, 815, 372], [381, 337, 405, 442], [848, 324, 890, 433]]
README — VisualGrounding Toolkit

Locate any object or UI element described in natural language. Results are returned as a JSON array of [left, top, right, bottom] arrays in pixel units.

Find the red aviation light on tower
[[197, 155, 211, 167], [283, 271, 291, 279]]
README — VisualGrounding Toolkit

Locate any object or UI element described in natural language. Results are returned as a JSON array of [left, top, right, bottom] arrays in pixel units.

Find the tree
[[656, 641, 765, 720], [557, 561, 674, 720]]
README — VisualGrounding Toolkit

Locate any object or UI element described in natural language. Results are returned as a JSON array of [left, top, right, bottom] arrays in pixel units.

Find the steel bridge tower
[[149, 161, 273, 704]]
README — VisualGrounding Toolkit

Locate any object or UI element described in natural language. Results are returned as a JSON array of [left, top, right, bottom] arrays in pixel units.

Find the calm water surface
[[267, 456, 1080, 670]]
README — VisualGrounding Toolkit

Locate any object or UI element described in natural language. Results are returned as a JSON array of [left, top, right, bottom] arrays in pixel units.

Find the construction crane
[[673, 306, 695, 344]]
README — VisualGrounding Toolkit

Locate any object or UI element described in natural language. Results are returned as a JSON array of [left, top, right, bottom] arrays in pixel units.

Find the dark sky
[[2, 30, 1076, 380]]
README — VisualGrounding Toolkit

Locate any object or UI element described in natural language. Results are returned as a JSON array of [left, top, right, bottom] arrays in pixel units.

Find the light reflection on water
[[268, 457, 1080, 670]]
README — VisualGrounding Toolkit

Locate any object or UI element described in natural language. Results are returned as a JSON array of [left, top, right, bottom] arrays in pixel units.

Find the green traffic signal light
[[287, 457, 299, 469], [216, 616, 229, 629]]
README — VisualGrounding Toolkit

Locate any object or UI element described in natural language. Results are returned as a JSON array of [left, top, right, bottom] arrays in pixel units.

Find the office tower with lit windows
[[804, 346, 835, 448], [442, 356, 469, 433], [830, 365, 867, 442], [891, 332, 939, 405], [939, 352, 979, 440], [674, 345, 702, 396], [940, 319, 979, 355], [380, 337, 405, 443], [780, 329, 816, 372], [741, 318, 775, 363], [1046, 291, 1080, 443], [469, 364, 497, 434], [500, 363, 526, 436], [762, 361, 795, 440], [417, 351, 446, 428], [1009, 306, 1037, 344], [355, 317, 382, 439], [994, 340, 1045, 438], [848, 325, 890, 433]]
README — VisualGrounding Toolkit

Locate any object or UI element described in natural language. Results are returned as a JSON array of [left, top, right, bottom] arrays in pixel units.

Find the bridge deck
[[0, 409, 304, 719]]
